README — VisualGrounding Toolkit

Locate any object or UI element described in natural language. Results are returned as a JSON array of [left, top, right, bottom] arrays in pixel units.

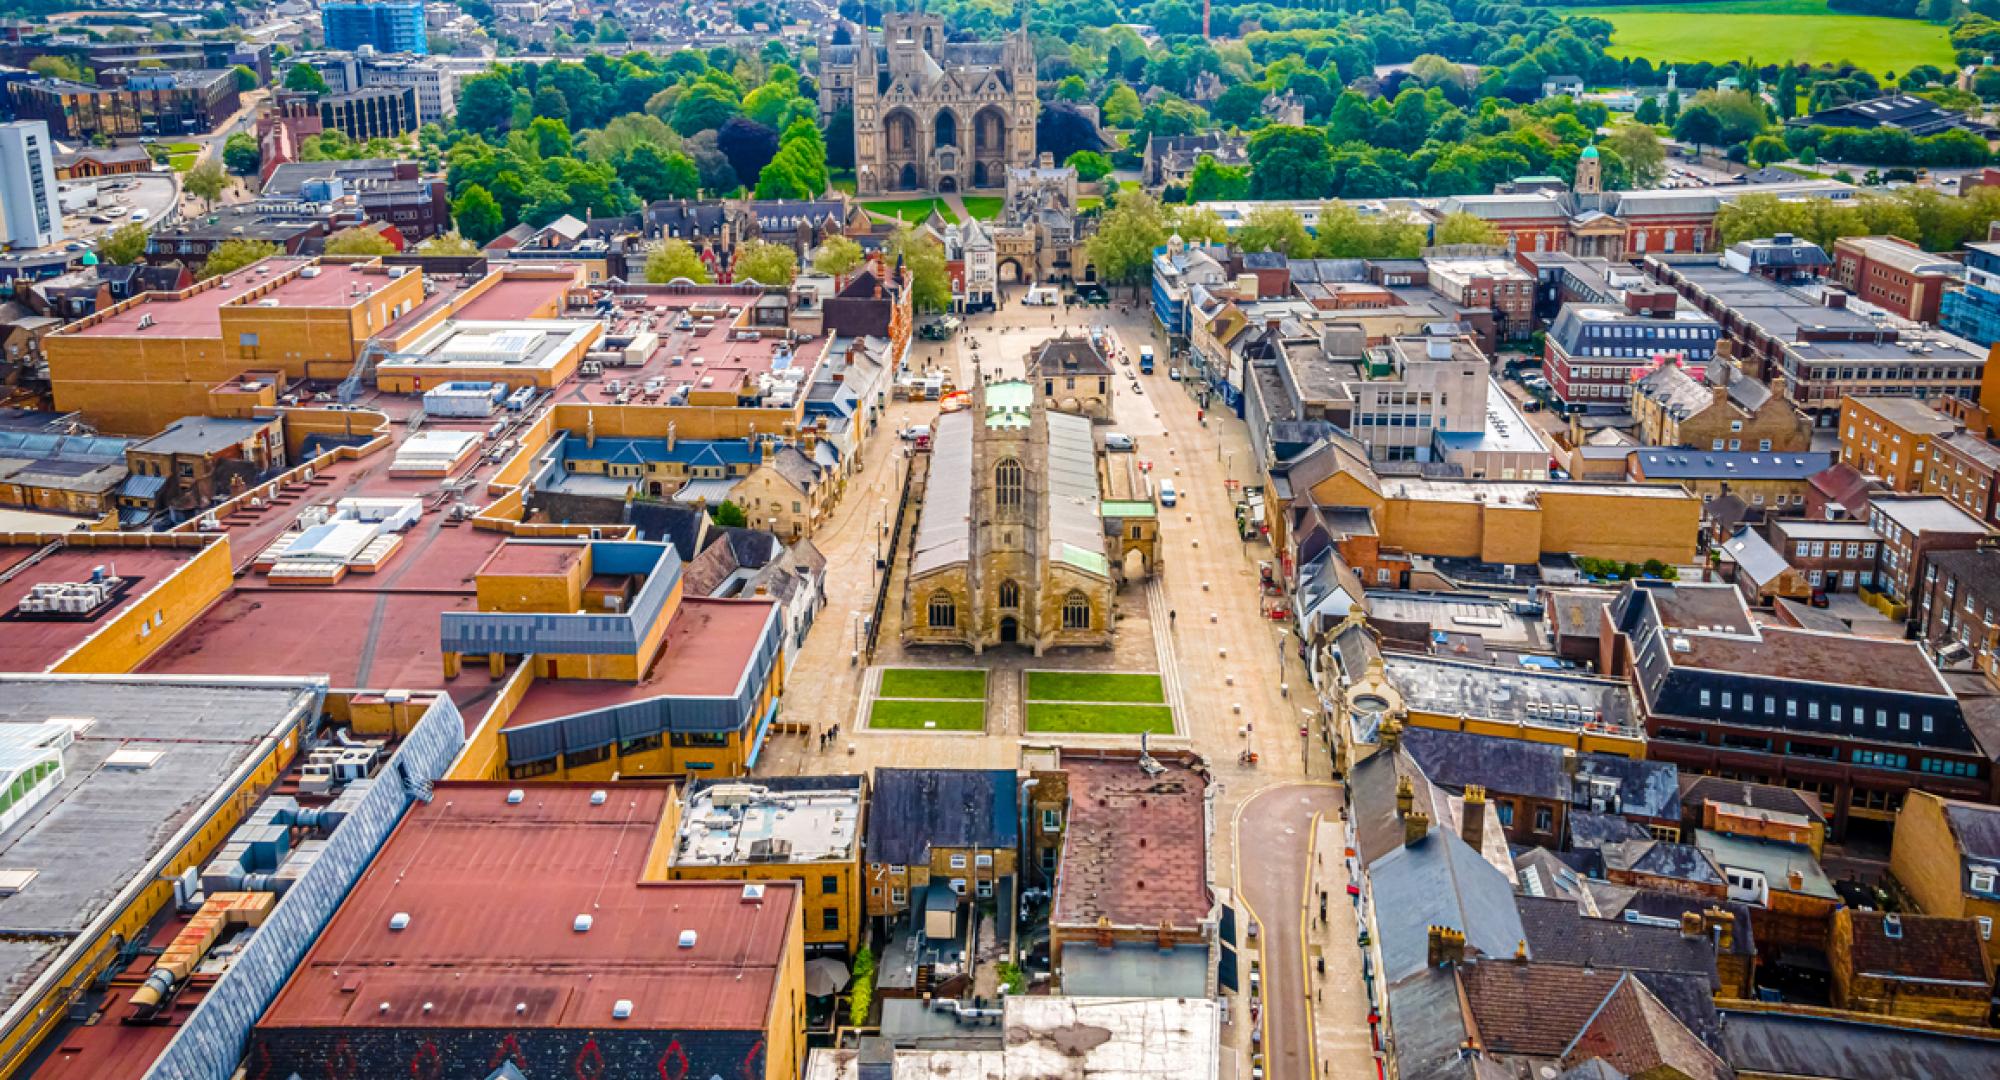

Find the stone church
[[902, 378, 1114, 654], [818, 13, 1039, 195]]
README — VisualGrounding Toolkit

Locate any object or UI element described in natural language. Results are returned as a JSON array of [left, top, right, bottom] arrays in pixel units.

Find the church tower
[[1575, 143, 1602, 198]]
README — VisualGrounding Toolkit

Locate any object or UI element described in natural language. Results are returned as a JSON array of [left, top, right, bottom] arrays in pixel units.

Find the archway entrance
[[998, 258, 1023, 283], [940, 175, 958, 193], [649, 481, 663, 497], [1122, 547, 1149, 581], [999, 616, 1019, 643], [899, 163, 918, 190]]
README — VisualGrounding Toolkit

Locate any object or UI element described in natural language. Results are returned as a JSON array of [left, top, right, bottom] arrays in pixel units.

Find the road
[[1237, 784, 1347, 1080]]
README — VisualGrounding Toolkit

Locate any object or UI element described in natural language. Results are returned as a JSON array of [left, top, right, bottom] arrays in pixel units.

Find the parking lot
[[58, 173, 179, 251]]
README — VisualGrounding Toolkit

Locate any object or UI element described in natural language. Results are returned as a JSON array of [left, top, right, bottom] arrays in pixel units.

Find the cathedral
[[902, 378, 1115, 654], [818, 13, 1039, 195]]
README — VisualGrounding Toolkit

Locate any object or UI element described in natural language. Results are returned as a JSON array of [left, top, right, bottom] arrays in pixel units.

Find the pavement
[[753, 286, 1356, 1075]]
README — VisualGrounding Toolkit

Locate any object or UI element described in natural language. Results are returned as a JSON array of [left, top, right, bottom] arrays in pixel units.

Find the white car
[[1104, 432, 1134, 452]]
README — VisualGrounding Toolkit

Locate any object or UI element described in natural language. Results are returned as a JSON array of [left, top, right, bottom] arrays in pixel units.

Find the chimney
[[1404, 809, 1432, 847], [1426, 925, 1466, 968], [1461, 785, 1487, 849], [1561, 748, 1579, 777], [1786, 867, 1804, 891], [1703, 907, 1736, 952], [1380, 718, 1403, 751], [1823, 286, 1849, 310], [1395, 774, 1415, 817], [857, 1036, 895, 1080], [1680, 911, 1706, 939], [667, 421, 676, 453]]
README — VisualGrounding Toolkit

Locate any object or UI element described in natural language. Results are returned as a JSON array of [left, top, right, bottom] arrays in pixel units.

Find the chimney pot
[[1461, 785, 1487, 849], [1680, 911, 1705, 939], [1395, 774, 1415, 816], [1426, 925, 1467, 968], [1404, 810, 1432, 847]]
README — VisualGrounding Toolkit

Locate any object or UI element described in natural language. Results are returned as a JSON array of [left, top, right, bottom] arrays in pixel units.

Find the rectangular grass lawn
[[862, 198, 958, 224], [878, 667, 987, 700], [1026, 671, 1166, 704], [1555, 0, 1953, 74], [959, 196, 1003, 220], [869, 698, 986, 730], [1025, 702, 1175, 735]]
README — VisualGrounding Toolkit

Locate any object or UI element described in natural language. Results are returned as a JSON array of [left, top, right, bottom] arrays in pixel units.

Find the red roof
[[70, 259, 310, 337], [258, 782, 796, 1033], [479, 540, 585, 578], [453, 275, 573, 321], [237, 262, 383, 307], [0, 544, 205, 671], [1053, 753, 1214, 932]]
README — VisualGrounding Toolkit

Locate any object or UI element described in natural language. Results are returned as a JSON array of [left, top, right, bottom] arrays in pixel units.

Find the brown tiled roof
[[1561, 973, 1733, 1080], [1679, 776, 1826, 824], [1053, 753, 1214, 932], [1842, 911, 1993, 985], [1462, 962, 1623, 1056]]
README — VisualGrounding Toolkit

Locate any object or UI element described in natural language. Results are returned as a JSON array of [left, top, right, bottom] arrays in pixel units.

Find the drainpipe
[[1017, 776, 1039, 961]]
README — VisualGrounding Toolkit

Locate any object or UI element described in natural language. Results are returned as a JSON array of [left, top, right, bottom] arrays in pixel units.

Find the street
[[753, 284, 1356, 1076]]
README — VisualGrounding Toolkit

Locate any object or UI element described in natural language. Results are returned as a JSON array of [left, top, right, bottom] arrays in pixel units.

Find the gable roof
[[1840, 910, 1992, 986], [1370, 829, 1527, 986], [1515, 895, 1718, 986], [1560, 972, 1733, 1080], [863, 768, 1019, 866]]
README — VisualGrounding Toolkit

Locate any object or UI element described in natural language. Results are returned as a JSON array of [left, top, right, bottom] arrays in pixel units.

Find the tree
[[1776, 68, 1799, 120], [222, 132, 259, 175], [671, 82, 741, 136], [646, 238, 713, 283], [324, 227, 396, 256], [624, 144, 699, 202], [1065, 150, 1113, 182], [1187, 154, 1250, 201], [1605, 126, 1666, 188], [416, 232, 480, 255], [184, 160, 228, 209], [1922, 0, 1956, 19], [232, 64, 258, 92], [710, 500, 748, 528], [580, 113, 679, 163], [28, 55, 85, 82], [1674, 106, 1726, 152], [1434, 211, 1503, 247], [1690, 90, 1771, 144], [452, 184, 505, 244], [888, 228, 950, 312], [1171, 206, 1230, 244], [1634, 97, 1663, 127], [531, 85, 570, 127], [733, 239, 797, 286], [1236, 206, 1313, 257], [813, 234, 863, 277], [1665, 88, 1681, 126], [1055, 75, 1090, 103], [1100, 83, 1143, 127], [1083, 189, 1169, 287], [716, 119, 780, 191], [201, 238, 281, 279], [457, 72, 517, 137], [1247, 126, 1335, 199], [283, 62, 328, 93], [96, 222, 148, 265], [1313, 202, 1424, 259], [1748, 134, 1792, 166], [1211, 83, 1266, 127]]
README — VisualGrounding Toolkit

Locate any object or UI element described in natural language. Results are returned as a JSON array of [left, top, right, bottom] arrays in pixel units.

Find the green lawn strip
[[959, 196, 1003, 220], [1552, 3, 1951, 73], [868, 698, 986, 730], [1024, 702, 1175, 734], [878, 667, 987, 700], [1025, 671, 1166, 704], [862, 198, 958, 224]]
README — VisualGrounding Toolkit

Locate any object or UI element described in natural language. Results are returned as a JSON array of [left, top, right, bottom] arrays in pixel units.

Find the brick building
[[1630, 354, 1809, 453], [1829, 909, 1994, 1025], [1924, 431, 2000, 528], [1909, 546, 2000, 679], [1840, 396, 1959, 493], [1764, 519, 1881, 594], [1890, 792, 2000, 974], [1544, 292, 1720, 410], [1832, 235, 1964, 325], [1868, 494, 1990, 605]]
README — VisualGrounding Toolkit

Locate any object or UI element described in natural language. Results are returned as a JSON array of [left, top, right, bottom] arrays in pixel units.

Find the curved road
[[1236, 782, 1345, 1080]]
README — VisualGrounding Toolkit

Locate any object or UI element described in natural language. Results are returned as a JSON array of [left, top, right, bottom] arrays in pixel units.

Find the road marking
[[1299, 809, 1326, 1080], [1231, 781, 1341, 1080]]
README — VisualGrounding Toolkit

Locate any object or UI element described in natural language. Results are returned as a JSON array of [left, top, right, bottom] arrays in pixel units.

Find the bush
[[848, 946, 876, 1027], [997, 961, 1026, 995]]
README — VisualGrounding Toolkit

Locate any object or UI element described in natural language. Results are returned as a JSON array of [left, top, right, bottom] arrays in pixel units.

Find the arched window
[[998, 580, 1020, 609], [927, 590, 958, 629], [1063, 591, 1091, 630], [995, 458, 1023, 512]]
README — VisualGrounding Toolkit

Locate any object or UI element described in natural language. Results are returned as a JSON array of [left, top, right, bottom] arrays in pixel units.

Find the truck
[[1139, 346, 1155, 374]]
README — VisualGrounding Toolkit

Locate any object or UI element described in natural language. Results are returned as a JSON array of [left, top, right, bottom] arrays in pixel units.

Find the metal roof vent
[[742, 883, 766, 902], [612, 999, 634, 1020], [574, 914, 594, 932], [590, 790, 608, 805], [678, 929, 698, 948], [388, 912, 411, 931], [507, 789, 525, 804], [0, 869, 38, 897]]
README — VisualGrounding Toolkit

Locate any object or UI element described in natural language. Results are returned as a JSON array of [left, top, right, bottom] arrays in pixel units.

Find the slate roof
[[1601, 839, 1726, 887], [129, 416, 272, 457], [1719, 1008, 2000, 1078], [864, 768, 1019, 866], [625, 501, 706, 562], [1619, 892, 1758, 959], [1030, 334, 1112, 377], [1841, 911, 1992, 986], [1514, 895, 1718, 986], [1398, 727, 1680, 820], [1369, 829, 1526, 985], [1943, 797, 2000, 862], [1679, 776, 1826, 825], [1722, 525, 1791, 588]]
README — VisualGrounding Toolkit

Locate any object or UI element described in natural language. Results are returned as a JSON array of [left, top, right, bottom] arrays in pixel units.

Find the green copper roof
[[1057, 542, 1110, 576], [985, 380, 1033, 429], [1580, 144, 1599, 159], [1100, 500, 1157, 518]]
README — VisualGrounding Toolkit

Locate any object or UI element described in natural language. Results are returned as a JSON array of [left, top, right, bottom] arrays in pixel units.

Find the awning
[[118, 473, 165, 500]]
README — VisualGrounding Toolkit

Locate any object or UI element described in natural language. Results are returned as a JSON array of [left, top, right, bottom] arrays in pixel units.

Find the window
[[1973, 869, 1997, 893], [891, 887, 907, 904], [928, 590, 958, 629], [1700, 689, 1712, 707], [975, 853, 993, 868], [1042, 808, 1060, 831], [566, 744, 611, 768], [1759, 439, 1772, 452], [998, 580, 1020, 609], [949, 853, 967, 869], [1534, 806, 1554, 833], [1496, 801, 1515, 827], [977, 879, 994, 898], [822, 908, 841, 931], [1063, 590, 1091, 630], [508, 757, 558, 780], [822, 875, 839, 894], [995, 457, 1024, 511], [1980, 916, 1993, 941]]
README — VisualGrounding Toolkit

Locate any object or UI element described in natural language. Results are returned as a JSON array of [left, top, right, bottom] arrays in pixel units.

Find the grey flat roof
[[1383, 653, 1639, 734], [672, 777, 863, 866], [0, 676, 320, 1019]]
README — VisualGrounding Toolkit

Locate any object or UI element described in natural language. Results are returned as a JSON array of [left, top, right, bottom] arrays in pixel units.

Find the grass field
[[1024, 702, 1176, 734], [878, 668, 987, 700], [1025, 671, 1166, 704], [959, 196, 1003, 220], [869, 699, 988, 730], [863, 198, 958, 223], [1558, 0, 1954, 74]]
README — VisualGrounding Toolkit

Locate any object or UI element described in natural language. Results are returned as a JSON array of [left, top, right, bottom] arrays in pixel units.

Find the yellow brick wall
[[1892, 791, 2000, 972], [47, 533, 233, 674]]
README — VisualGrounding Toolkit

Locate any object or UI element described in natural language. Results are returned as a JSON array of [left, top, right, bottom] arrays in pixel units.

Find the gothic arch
[[973, 105, 1008, 156], [927, 589, 958, 629], [994, 457, 1024, 512], [1062, 590, 1092, 631], [934, 109, 959, 149], [884, 108, 920, 158]]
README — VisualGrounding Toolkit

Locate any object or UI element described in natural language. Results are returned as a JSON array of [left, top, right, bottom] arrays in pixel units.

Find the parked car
[[1104, 432, 1134, 452], [1158, 479, 1178, 506], [901, 424, 931, 443]]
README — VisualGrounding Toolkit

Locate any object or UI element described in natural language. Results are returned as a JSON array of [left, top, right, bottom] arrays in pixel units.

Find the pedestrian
[[1169, 609, 1177, 628]]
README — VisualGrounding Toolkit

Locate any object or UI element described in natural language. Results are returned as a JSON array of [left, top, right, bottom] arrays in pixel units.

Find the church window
[[1063, 591, 1091, 630], [927, 590, 958, 629], [998, 580, 1020, 609], [995, 458, 1024, 511]]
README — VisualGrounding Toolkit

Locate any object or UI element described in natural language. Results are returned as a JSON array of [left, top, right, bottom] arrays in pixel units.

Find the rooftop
[[1693, 828, 1838, 900], [1870, 495, 1989, 536], [66, 258, 310, 337], [1633, 450, 1830, 481], [804, 997, 1221, 1080], [1053, 753, 1213, 932], [1835, 235, 1963, 278], [226, 261, 394, 307], [1382, 652, 1640, 735], [0, 541, 207, 672], [384, 318, 601, 375], [258, 782, 798, 1033], [130, 415, 274, 457], [0, 676, 321, 1020], [1673, 625, 1952, 697], [865, 768, 1018, 868], [451, 272, 575, 321], [670, 776, 864, 867], [1849, 395, 1958, 434], [503, 597, 781, 727]]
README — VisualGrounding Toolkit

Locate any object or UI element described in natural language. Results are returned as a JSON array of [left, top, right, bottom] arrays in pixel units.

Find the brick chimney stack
[[1427, 925, 1467, 968], [1396, 775, 1415, 817], [1404, 809, 1431, 847], [1461, 785, 1487, 850]]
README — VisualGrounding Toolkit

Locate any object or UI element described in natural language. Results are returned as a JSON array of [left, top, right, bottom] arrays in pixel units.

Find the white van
[[1158, 479, 1178, 506], [1103, 432, 1134, 452]]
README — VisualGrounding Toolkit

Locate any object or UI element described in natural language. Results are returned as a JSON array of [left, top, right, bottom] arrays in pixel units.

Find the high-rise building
[[320, 0, 428, 55], [0, 120, 63, 250]]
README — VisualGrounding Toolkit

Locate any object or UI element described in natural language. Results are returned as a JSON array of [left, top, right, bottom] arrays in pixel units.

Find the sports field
[[1560, 0, 1955, 75]]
